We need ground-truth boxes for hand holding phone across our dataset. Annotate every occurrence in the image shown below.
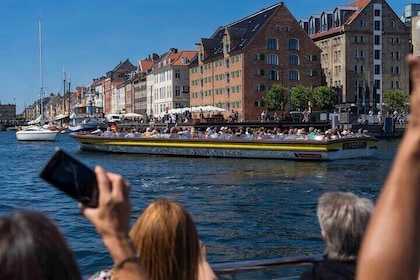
[39,148,99,207]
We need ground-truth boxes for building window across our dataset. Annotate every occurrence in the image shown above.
[175,85,180,97]
[354,50,359,58]
[375,79,381,89]
[288,70,299,80]
[375,50,381,59]
[374,21,381,30]
[396,81,400,88]
[267,38,278,50]
[396,66,400,74]
[354,65,358,73]
[288,55,299,65]
[267,70,279,80]
[375,65,381,74]
[288,38,299,50]
[175,69,180,79]
[391,66,394,74]
[360,65,364,74]
[390,81,394,88]
[360,19,365,26]
[266,54,278,65]
[391,20,395,28]
[374,9,380,16]
[374,35,380,45]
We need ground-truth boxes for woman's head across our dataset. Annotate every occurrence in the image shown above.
[130,198,201,280]
[0,210,81,280]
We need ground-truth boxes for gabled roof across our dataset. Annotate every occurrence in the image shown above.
[168,50,197,66]
[110,59,136,73]
[199,2,283,59]
[309,0,369,40]
[150,49,197,72]
[138,60,153,73]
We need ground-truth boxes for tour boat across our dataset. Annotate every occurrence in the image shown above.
[70,133,378,161]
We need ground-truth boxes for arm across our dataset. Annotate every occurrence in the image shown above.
[356,54,420,280]
[81,166,146,280]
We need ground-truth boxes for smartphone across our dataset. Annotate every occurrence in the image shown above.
[39,147,99,208]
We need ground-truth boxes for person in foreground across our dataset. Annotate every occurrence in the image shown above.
[129,198,217,280]
[82,166,146,280]
[0,166,146,280]
[356,55,420,279]
[0,210,82,280]
[300,192,374,280]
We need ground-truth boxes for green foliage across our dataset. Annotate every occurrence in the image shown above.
[313,86,338,112]
[290,85,312,111]
[383,89,409,111]
[265,84,289,111]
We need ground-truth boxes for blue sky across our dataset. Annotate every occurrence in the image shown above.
[0,0,406,113]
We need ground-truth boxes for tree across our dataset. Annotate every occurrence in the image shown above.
[290,85,312,111]
[383,89,409,111]
[313,86,337,112]
[265,84,289,117]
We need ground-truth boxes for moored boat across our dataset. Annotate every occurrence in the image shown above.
[67,117,108,133]
[16,125,59,141]
[70,133,378,161]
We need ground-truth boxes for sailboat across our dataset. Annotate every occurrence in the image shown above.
[16,20,59,141]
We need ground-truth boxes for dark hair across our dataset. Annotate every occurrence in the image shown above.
[0,210,82,280]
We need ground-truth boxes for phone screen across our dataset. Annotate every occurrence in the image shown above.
[39,148,99,207]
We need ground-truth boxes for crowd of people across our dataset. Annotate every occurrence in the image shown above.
[2,54,420,280]
[89,124,372,142]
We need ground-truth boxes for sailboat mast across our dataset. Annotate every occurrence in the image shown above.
[39,20,44,123]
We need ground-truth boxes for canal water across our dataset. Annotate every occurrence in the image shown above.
[0,131,398,277]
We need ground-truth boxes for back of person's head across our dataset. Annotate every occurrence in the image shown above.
[0,210,81,280]
[317,192,374,261]
[130,198,201,280]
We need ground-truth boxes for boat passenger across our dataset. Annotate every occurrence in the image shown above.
[242,127,252,139]
[218,127,229,139]
[125,128,137,138]
[300,192,374,280]
[308,127,317,140]
[169,126,180,139]
[178,127,192,139]
[129,198,217,280]
[102,127,113,137]
[91,126,103,135]
[143,127,153,138]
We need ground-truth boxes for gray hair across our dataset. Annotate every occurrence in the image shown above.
[317,192,374,261]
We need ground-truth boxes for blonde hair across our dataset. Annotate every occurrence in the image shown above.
[130,198,201,280]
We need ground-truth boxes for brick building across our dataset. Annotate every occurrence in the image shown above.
[302,0,410,113]
[189,2,322,121]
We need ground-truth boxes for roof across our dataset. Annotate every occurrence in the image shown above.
[309,0,370,40]
[199,2,283,59]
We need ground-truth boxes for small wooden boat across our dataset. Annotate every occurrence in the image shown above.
[70,133,378,161]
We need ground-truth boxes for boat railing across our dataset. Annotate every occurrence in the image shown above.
[212,255,323,279]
